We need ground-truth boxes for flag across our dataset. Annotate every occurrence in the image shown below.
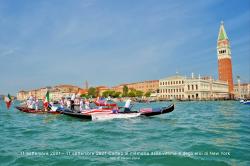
[43,91,50,108]
[4,94,12,110]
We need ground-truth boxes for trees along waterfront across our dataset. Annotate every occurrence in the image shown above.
[88,87,97,98]
[145,91,151,97]
[101,88,145,98]
[102,90,121,98]
[81,86,152,99]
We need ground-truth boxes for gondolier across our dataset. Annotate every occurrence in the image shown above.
[124,98,132,112]
[71,94,76,110]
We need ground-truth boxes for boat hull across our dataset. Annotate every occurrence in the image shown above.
[15,106,60,114]
[140,104,174,116]
[62,104,175,121]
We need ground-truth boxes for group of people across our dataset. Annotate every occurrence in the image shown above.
[59,94,90,111]
[25,96,39,110]
[25,94,133,113]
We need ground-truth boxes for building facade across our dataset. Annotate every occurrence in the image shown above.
[217,21,234,97]
[112,80,159,94]
[159,75,229,100]
[17,85,81,101]
[234,83,250,99]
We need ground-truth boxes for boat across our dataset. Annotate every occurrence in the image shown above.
[62,104,174,121]
[243,100,250,105]
[239,99,250,105]
[15,106,60,114]
[240,99,245,103]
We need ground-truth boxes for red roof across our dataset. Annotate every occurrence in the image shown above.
[78,89,88,95]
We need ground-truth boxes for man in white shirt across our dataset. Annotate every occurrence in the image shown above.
[70,94,76,110]
[124,99,132,112]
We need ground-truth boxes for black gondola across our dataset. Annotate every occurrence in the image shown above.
[62,104,175,120]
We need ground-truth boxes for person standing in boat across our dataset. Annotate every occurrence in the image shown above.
[27,96,32,109]
[35,99,39,110]
[85,99,90,109]
[66,98,71,109]
[32,99,36,109]
[70,94,76,110]
[124,98,132,112]
[60,97,65,108]
[43,96,48,111]
[80,99,84,112]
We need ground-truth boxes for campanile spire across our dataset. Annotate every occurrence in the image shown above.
[217,21,234,97]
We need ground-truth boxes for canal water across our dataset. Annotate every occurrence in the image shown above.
[0,100,249,166]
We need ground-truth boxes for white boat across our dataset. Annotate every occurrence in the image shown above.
[91,112,141,121]
[240,99,245,103]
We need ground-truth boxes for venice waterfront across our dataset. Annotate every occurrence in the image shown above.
[0,100,249,166]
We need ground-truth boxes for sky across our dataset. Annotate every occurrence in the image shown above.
[0,0,250,94]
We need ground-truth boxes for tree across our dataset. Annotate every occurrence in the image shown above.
[128,91,136,97]
[145,91,151,97]
[88,87,97,98]
[123,85,129,97]
[80,94,87,98]
[135,90,144,97]
[102,90,116,98]
[113,92,122,98]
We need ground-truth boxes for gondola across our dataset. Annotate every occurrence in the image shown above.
[62,104,175,121]
[15,106,60,114]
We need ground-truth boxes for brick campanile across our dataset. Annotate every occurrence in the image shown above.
[217,21,234,98]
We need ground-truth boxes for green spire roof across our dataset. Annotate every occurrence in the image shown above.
[218,21,228,40]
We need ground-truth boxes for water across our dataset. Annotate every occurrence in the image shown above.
[0,100,249,166]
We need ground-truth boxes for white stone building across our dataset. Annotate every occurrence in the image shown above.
[234,83,250,99]
[159,74,229,100]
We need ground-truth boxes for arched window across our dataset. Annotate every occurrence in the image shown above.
[188,85,190,90]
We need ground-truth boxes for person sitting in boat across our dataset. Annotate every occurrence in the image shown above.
[96,96,104,104]
[112,106,119,114]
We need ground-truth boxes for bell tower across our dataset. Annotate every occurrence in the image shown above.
[217,21,234,98]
